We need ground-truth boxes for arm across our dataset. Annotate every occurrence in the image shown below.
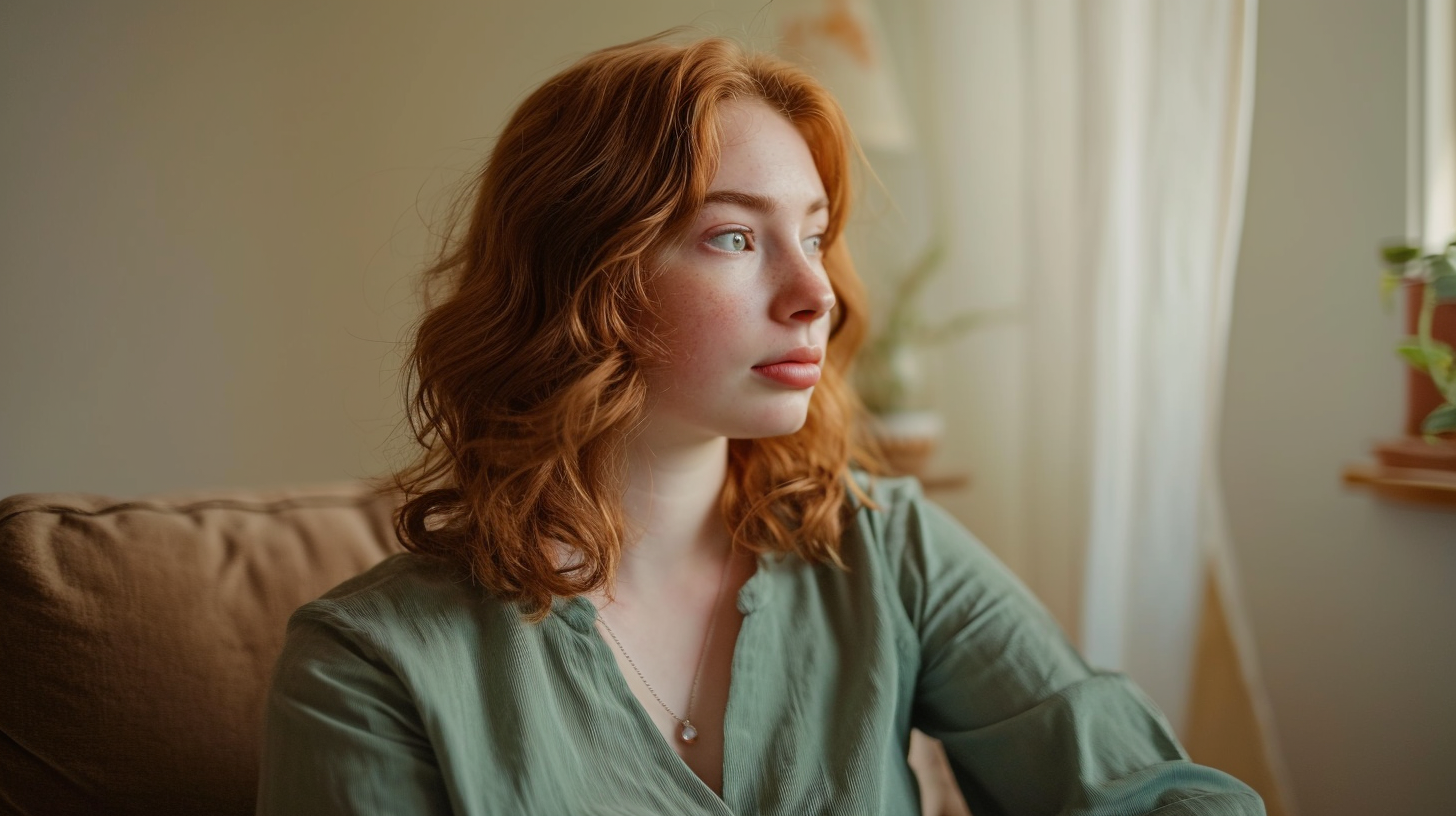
[256,607,453,816]
[896,489,1264,816]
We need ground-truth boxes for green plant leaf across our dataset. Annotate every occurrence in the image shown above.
[1397,338,1455,375]
[1420,402,1456,435]
[1381,243,1421,265]
[1435,350,1453,383]
[883,242,946,347]
[1397,343,1430,372]
[1437,358,1455,386]
[1430,256,1456,280]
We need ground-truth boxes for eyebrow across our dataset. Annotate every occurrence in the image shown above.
[702,189,829,217]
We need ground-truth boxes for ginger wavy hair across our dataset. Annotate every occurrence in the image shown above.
[392,33,888,619]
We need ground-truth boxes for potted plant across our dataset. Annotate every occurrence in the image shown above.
[855,243,1013,477]
[1368,240,1456,478]
[1379,241,1456,441]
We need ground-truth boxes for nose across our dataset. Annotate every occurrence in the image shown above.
[774,249,837,325]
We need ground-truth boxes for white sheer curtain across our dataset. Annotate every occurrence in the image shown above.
[901,0,1260,736]
[1071,0,1258,735]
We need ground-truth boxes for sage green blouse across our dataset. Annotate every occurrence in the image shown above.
[256,474,1264,815]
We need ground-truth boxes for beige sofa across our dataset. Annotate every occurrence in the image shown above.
[0,483,401,815]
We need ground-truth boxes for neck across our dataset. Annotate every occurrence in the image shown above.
[616,430,731,592]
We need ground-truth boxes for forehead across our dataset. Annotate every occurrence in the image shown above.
[708,99,827,203]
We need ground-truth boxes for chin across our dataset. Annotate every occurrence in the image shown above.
[729,399,812,439]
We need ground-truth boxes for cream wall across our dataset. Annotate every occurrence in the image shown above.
[0,1,779,497]
[1221,2,1456,814]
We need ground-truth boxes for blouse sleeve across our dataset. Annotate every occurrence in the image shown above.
[255,606,453,816]
[892,485,1266,816]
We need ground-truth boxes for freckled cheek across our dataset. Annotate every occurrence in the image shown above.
[662,300,751,385]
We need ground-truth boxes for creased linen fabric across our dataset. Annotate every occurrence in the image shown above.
[257,474,1263,815]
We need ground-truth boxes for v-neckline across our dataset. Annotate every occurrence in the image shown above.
[563,552,775,814]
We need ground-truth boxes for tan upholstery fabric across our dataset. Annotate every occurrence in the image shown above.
[0,483,403,816]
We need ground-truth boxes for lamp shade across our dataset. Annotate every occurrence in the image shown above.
[778,0,916,153]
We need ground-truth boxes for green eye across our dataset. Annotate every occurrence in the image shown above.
[708,231,749,252]
[802,235,823,255]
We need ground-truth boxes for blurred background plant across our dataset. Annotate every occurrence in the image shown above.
[853,242,1015,417]
[1379,239,1456,437]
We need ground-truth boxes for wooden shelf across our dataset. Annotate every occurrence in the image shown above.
[920,473,971,493]
[1342,462,1456,510]
[1371,436,1456,469]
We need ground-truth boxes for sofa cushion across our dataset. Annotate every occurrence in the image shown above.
[0,483,403,816]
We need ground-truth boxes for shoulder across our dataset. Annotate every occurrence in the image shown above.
[286,552,520,656]
[301,552,470,617]
[844,468,930,537]
[842,468,977,574]
[841,468,1037,636]
[838,470,942,614]
[318,550,471,604]
[845,466,923,509]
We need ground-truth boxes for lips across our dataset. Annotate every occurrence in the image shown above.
[752,346,823,389]
[755,346,824,366]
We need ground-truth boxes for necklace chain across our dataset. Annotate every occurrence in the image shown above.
[595,544,737,745]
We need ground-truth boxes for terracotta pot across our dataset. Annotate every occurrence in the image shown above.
[1403,282,1456,439]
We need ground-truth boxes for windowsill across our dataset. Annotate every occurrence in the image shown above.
[1343,455,1456,510]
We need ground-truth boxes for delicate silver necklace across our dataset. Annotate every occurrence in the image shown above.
[595,545,736,745]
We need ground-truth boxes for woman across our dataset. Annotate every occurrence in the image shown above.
[257,34,1264,816]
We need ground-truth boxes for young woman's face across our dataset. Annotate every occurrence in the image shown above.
[641,99,837,445]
